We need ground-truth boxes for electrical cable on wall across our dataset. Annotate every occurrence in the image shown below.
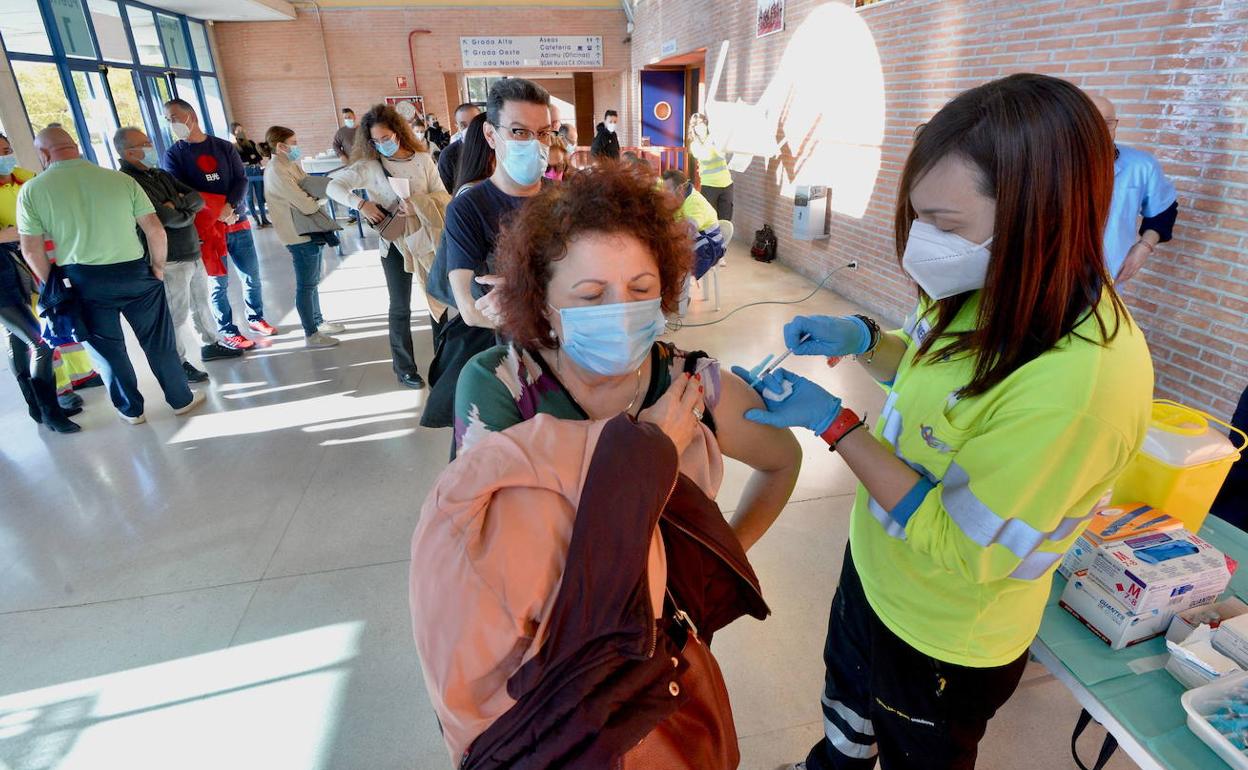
[672,261,859,329]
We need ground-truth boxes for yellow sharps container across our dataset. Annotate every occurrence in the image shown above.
[1111,400,1245,532]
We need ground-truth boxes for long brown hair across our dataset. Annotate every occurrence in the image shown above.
[350,104,428,163]
[895,73,1125,398]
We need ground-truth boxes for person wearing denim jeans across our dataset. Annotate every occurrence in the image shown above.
[212,227,267,339]
[164,99,278,349]
[262,126,342,349]
[288,240,326,335]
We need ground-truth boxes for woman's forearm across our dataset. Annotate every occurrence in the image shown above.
[837,427,920,511]
[730,464,800,552]
[859,332,906,384]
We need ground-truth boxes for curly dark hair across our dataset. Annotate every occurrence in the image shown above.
[494,163,692,348]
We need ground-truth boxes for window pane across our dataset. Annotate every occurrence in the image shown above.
[128,7,162,66]
[12,61,78,140]
[172,78,206,131]
[466,78,485,103]
[144,74,174,147]
[0,0,54,55]
[157,14,190,69]
[88,0,132,62]
[72,70,121,168]
[48,0,96,58]
[188,21,213,72]
[200,77,229,140]
[106,67,144,131]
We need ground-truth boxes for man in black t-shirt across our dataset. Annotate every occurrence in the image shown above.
[422,78,553,431]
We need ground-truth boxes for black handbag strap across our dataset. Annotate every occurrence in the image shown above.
[1070,709,1119,770]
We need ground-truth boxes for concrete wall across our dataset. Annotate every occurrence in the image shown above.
[214,5,628,155]
[629,0,1248,419]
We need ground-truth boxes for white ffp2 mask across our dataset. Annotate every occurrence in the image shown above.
[901,220,993,300]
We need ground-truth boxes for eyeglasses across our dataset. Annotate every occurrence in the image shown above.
[497,125,558,144]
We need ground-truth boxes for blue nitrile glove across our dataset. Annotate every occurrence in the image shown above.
[784,315,871,358]
[731,365,843,435]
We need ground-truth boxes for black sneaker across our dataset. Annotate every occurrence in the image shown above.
[201,342,245,361]
[58,391,84,411]
[398,371,426,390]
[182,361,210,382]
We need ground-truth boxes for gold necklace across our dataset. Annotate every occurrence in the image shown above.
[556,348,645,417]
[623,365,645,416]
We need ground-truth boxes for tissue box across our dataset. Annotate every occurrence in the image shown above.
[1058,503,1183,579]
[1088,530,1232,614]
[1059,570,1171,650]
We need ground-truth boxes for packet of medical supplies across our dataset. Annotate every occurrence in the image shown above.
[1088,530,1234,615]
[1059,571,1171,650]
[1211,615,1248,672]
[1057,502,1183,579]
[1167,598,1248,645]
[1166,623,1244,689]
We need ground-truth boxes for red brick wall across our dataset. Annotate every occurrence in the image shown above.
[214,7,628,155]
[630,0,1248,420]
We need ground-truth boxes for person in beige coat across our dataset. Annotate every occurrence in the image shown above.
[262,126,345,349]
[327,104,449,389]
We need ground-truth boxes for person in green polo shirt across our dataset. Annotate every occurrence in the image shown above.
[742,75,1154,770]
[17,126,205,424]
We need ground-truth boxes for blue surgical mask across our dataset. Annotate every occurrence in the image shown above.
[500,138,549,186]
[344,118,356,128]
[141,146,160,168]
[286,145,303,162]
[557,298,666,376]
[0,155,17,175]
[376,138,400,157]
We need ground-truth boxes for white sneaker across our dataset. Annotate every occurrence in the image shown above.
[118,411,146,425]
[305,331,340,349]
[173,390,207,416]
[318,321,346,334]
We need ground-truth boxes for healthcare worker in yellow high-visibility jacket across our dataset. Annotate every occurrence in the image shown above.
[738,74,1155,770]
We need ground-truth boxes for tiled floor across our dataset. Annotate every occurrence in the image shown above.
[0,229,1137,769]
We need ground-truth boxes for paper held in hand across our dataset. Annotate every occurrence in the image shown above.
[388,176,411,200]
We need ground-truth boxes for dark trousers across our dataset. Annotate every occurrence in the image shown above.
[805,546,1028,770]
[380,245,418,377]
[701,184,734,221]
[246,173,270,225]
[1,302,55,391]
[64,259,192,417]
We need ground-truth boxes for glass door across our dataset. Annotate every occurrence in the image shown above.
[137,70,173,150]
[69,68,121,168]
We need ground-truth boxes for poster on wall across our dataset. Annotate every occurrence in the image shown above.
[757,0,785,38]
[385,96,425,119]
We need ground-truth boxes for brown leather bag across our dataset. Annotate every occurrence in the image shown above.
[619,621,740,769]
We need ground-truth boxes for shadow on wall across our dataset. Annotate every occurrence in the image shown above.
[705,3,885,218]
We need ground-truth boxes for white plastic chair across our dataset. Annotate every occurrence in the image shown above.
[700,220,733,311]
